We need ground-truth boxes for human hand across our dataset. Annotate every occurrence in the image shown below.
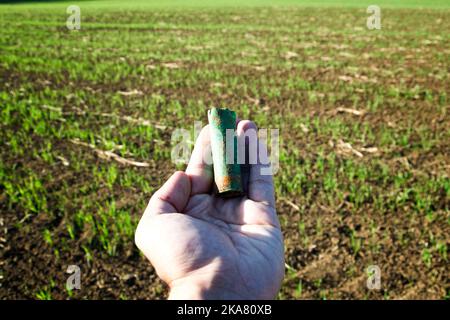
[135,120,284,299]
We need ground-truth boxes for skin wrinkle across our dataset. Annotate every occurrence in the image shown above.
[153,174,190,212]
[184,196,233,230]
[243,201,278,226]
[168,244,246,299]
[161,215,237,284]
[187,164,213,193]
[184,194,209,214]
[234,238,278,299]
[209,196,277,227]
[228,236,261,298]
[169,260,238,292]
[240,233,281,271]
[248,179,275,199]
[186,198,279,230]
[258,236,284,265]
[249,177,274,189]
[155,194,177,211]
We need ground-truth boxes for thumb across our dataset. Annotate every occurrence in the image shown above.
[144,171,191,215]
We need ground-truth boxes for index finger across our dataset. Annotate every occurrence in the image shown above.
[185,125,213,195]
[237,120,275,208]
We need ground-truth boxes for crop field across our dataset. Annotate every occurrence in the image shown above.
[0,0,449,299]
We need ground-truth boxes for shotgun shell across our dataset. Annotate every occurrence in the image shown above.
[208,107,243,197]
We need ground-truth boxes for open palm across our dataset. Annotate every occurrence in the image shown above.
[135,120,284,299]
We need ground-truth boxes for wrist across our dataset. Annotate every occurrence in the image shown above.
[168,283,207,300]
[168,277,247,300]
